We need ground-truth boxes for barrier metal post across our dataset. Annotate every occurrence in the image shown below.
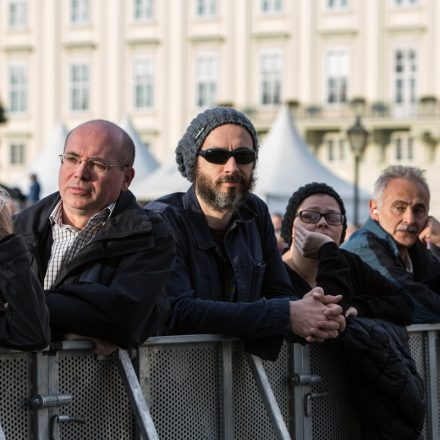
[427,330,439,440]
[221,340,234,439]
[246,353,291,440]
[117,349,159,440]
[292,343,313,440]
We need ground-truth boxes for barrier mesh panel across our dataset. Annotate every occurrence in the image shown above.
[141,343,221,439]
[0,353,32,440]
[57,351,133,440]
[232,344,289,439]
[309,343,361,440]
[408,332,427,438]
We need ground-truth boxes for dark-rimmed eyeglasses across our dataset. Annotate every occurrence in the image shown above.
[59,154,128,176]
[296,210,345,226]
[197,148,256,165]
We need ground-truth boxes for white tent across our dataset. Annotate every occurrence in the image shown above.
[20,122,68,198]
[130,161,190,202]
[254,105,370,224]
[119,116,159,186]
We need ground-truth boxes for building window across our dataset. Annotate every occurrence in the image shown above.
[394,135,414,162]
[394,0,417,6]
[9,63,27,113]
[133,57,154,109]
[395,138,402,160]
[10,143,26,165]
[195,55,218,108]
[325,49,349,104]
[260,51,282,106]
[326,0,348,10]
[326,137,346,162]
[8,0,27,28]
[261,0,282,14]
[196,0,216,17]
[134,0,153,21]
[70,0,89,24]
[327,139,334,161]
[394,49,416,105]
[70,63,90,112]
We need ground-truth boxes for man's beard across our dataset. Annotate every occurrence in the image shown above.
[196,169,255,213]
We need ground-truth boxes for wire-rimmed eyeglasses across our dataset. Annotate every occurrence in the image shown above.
[59,153,128,175]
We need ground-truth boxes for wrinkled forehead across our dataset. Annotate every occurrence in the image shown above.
[382,178,430,205]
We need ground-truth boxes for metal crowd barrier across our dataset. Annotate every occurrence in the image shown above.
[0,325,438,439]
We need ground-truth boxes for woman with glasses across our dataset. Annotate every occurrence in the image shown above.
[280,182,413,325]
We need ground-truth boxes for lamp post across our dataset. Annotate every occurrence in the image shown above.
[347,115,368,227]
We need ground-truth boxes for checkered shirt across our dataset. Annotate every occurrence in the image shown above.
[43,200,115,289]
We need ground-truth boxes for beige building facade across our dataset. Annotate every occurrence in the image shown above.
[1,0,440,214]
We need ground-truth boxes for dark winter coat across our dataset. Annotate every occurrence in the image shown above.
[14,191,175,348]
[338,317,425,440]
[0,234,50,350]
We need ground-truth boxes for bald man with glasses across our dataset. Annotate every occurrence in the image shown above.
[13,120,175,355]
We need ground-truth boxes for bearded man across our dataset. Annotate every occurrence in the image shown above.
[147,107,345,360]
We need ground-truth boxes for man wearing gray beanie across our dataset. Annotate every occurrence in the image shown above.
[147,107,345,360]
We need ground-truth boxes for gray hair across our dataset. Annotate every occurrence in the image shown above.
[373,165,430,205]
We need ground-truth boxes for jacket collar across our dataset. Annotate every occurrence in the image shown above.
[182,185,257,250]
[362,217,404,260]
[18,190,146,241]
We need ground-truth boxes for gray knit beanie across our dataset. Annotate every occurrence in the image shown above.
[176,107,259,182]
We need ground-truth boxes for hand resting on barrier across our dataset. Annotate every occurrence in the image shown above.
[289,287,346,343]
[65,332,118,356]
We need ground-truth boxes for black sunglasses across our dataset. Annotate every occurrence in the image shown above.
[198,148,256,165]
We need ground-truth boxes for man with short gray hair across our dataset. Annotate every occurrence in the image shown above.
[342,165,440,322]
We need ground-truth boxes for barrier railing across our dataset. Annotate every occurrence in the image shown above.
[0,325,438,439]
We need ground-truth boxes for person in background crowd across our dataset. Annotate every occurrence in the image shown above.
[147,107,345,361]
[271,211,286,252]
[13,120,175,355]
[28,173,41,205]
[280,182,413,325]
[342,165,440,323]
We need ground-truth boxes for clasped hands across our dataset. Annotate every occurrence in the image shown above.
[290,287,346,343]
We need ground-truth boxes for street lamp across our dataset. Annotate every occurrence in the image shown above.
[347,115,368,227]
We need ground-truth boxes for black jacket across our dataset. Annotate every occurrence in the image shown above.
[147,187,294,360]
[285,242,413,326]
[0,234,50,350]
[14,191,176,348]
[338,317,425,440]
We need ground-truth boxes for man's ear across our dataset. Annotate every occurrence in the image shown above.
[369,199,379,221]
[122,167,135,192]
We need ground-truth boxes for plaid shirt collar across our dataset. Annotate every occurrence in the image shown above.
[49,200,116,230]
[43,200,116,290]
